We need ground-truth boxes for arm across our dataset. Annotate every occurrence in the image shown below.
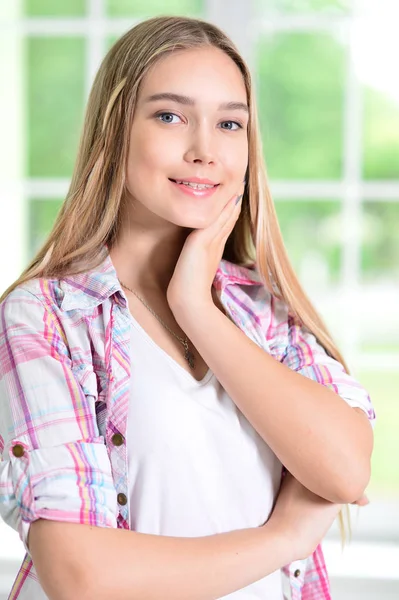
[29,519,290,600]
[174,301,374,504]
[29,472,341,600]
[0,286,118,554]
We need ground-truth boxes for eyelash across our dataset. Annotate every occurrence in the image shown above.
[155,111,244,131]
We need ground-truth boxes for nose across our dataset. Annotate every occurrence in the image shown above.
[183,127,216,165]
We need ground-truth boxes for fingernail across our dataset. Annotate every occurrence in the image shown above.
[235,194,243,205]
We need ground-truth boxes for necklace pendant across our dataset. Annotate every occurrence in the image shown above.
[184,347,196,370]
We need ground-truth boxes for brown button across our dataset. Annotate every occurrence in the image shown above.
[12,445,24,458]
[294,569,301,578]
[117,493,127,506]
[111,433,124,447]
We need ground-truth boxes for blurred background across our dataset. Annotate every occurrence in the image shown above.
[0,0,398,598]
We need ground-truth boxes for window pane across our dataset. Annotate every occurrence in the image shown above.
[256,33,345,179]
[358,370,399,498]
[361,202,399,283]
[363,87,399,179]
[106,0,203,17]
[29,199,63,256]
[27,37,85,177]
[275,200,342,286]
[107,35,119,50]
[256,0,352,13]
[24,0,86,17]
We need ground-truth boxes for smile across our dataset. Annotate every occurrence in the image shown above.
[173,180,216,189]
[169,179,220,198]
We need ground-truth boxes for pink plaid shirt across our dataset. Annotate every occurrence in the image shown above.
[0,251,375,599]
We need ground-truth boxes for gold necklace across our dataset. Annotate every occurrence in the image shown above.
[119,280,196,370]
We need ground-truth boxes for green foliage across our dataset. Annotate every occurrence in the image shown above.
[358,370,399,496]
[24,0,86,16]
[29,199,63,256]
[275,200,342,281]
[363,87,399,179]
[257,32,345,179]
[255,0,352,12]
[27,37,85,177]
[106,0,203,17]
[361,203,399,280]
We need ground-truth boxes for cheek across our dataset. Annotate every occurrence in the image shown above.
[128,131,174,179]
[220,137,248,173]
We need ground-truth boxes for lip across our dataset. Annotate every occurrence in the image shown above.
[169,179,220,199]
[169,177,219,185]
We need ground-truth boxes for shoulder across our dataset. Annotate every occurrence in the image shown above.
[0,278,66,329]
[0,281,74,376]
[219,260,294,356]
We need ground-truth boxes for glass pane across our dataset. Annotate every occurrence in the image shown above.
[24,0,86,16]
[255,0,352,13]
[29,199,63,257]
[27,37,85,177]
[361,202,399,283]
[107,0,203,17]
[358,370,399,498]
[275,200,342,286]
[363,87,399,179]
[257,33,345,179]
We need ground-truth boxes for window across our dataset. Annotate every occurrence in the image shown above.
[1,1,398,598]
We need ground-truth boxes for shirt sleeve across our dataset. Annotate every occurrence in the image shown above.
[0,286,118,555]
[280,312,376,427]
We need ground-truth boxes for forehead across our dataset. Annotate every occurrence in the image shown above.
[138,46,247,103]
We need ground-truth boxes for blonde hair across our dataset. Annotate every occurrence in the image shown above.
[1,15,350,540]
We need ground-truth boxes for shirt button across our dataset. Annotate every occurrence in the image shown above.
[12,445,25,458]
[117,493,127,506]
[294,569,301,578]
[111,433,124,446]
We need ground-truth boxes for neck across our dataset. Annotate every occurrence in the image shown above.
[109,219,191,295]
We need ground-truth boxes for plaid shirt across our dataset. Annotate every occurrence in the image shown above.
[0,251,375,599]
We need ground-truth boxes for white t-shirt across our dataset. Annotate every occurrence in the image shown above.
[127,314,284,599]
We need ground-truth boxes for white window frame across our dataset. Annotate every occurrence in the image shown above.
[1,3,399,588]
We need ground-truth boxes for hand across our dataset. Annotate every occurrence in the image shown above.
[265,472,342,561]
[167,183,245,319]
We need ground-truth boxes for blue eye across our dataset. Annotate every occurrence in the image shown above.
[220,121,243,131]
[156,112,181,124]
[155,112,243,130]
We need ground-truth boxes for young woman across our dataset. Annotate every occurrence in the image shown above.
[0,15,375,600]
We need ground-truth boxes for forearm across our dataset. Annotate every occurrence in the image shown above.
[79,523,291,600]
[178,305,372,503]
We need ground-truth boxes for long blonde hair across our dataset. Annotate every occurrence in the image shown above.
[1,15,350,539]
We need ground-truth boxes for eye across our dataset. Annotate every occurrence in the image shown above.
[156,112,181,124]
[219,121,243,131]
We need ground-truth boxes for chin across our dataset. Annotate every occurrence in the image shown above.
[177,215,214,230]
[166,208,215,230]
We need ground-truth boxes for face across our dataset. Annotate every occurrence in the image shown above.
[124,45,249,230]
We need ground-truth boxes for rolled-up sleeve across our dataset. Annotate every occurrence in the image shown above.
[281,314,376,427]
[0,286,118,555]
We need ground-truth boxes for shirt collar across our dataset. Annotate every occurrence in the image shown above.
[60,248,262,312]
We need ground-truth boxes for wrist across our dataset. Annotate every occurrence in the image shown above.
[169,295,217,328]
[260,520,299,566]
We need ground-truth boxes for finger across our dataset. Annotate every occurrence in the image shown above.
[216,196,243,244]
[352,494,370,506]
[202,184,244,240]
[217,183,245,228]
[219,192,243,240]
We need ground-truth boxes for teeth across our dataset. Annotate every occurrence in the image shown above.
[175,180,215,189]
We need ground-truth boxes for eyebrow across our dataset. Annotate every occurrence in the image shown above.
[144,92,249,114]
